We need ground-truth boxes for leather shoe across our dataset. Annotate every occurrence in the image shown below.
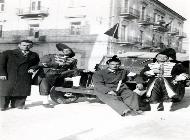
[130,110,143,116]
[17,106,28,109]
[1,108,7,111]
[43,104,54,108]
[157,103,164,111]
[121,109,131,116]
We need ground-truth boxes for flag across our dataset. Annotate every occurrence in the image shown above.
[164,20,172,28]
[104,23,119,39]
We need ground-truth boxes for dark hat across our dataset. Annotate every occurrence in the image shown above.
[106,55,121,64]
[56,43,75,57]
[158,48,176,60]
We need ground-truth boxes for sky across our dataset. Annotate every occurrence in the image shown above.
[159,0,190,51]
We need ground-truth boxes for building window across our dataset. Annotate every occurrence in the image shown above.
[70,22,81,35]
[140,30,143,44]
[29,24,39,38]
[124,0,128,8]
[31,1,41,11]
[31,2,36,10]
[169,18,173,31]
[0,25,2,37]
[37,1,41,10]
[178,22,182,33]
[157,15,161,21]
[153,13,157,22]
[152,34,155,46]
[68,0,85,8]
[0,3,4,11]
[141,6,146,20]
[0,0,4,12]
[121,25,126,41]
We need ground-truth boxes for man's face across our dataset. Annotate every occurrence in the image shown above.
[62,48,72,56]
[156,54,168,62]
[18,42,33,51]
[108,61,121,71]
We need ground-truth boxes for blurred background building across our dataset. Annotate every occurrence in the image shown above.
[0,0,188,70]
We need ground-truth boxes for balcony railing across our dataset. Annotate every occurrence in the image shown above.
[65,7,86,18]
[139,15,154,26]
[168,28,179,36]
[153,20,169,32]
[117,36,141,45]
[176,32,187,39]
[16,7,49,19]
[120,7,140,19]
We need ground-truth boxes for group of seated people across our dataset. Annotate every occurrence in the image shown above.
[37,43,189,116]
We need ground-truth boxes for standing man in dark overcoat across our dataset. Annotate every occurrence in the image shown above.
[0,40,40,111]
[93,55,143,116]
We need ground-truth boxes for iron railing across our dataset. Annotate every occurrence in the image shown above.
[16,7,49,16]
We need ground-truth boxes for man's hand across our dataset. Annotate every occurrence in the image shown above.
[107,91,117,96]
[0,76,7,80]
[136,83,144,90]
[175,73,189,81]
[144,70,155,76]
[28,69,35,73]
[42,63,48,67]
[134,83,146,96]
[82,69,90,73]
[153,69,160,74]
[55,60,64,66]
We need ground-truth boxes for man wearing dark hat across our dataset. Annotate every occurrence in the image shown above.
[39,43,81,108]
[0,40,39,111]
[93,55,143,116]
[140,49,188,111]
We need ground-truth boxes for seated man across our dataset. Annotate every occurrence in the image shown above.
[92,55,143,116]
[39,43,81,108]
[140,49,189,111]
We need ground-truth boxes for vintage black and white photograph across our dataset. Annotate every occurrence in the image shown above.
[0,0,190,140]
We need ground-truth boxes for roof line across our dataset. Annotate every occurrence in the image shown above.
[152,0,186,21]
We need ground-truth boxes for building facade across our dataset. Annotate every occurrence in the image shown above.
[0,0,187,70]
[112,0,186,53]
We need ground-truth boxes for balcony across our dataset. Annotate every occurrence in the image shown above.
[153,20,169,32]
[168,28,179,36]
[119,7,140,20]
[16,7,49,19]
[153,25,169,32]
[138,15,154,26]
[65,7,86,18]
[176,32,187,39]
[116,36,141,45]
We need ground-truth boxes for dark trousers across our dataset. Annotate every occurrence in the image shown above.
[95,89,139,115]
[0,96,27,109]
[39,69,80,95]
[150,78,169,103]
[39,78,53,95]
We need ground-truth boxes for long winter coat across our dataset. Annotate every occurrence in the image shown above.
[0,49,39,96]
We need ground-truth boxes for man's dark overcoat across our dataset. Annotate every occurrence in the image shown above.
[0,49,39,96]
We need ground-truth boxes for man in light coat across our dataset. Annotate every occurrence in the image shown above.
[93,55,143,116]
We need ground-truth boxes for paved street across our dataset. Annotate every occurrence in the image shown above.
[0,86,190,140]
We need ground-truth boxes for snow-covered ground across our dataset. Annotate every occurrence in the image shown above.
[0,86,190,140]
